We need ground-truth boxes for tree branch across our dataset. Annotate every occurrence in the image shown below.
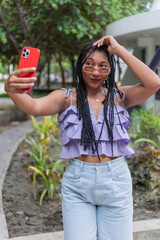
[0,10,20,54]
[14,0,31,45]
[32,20,54,47]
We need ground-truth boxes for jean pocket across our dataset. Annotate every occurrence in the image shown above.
[63,164,81,181]
[113,161,132,182]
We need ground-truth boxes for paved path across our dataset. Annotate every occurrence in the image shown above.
[0,97,14,106]
[0,83,5,94]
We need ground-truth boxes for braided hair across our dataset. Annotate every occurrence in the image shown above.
[75,40,124,160]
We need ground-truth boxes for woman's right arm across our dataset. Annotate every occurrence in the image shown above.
[5,68,65,116]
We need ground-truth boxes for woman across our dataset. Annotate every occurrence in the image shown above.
[5,36,160,240]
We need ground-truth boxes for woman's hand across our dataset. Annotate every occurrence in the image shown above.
[93,36,122,55]
[5,67,37,94]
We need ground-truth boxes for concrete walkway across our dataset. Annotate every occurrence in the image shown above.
[0,83,5,94]
[0,97,14,106]
[0,98,160,240]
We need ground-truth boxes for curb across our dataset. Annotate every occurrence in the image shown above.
[0,120,33,240]
[0,107,28,126]
[133,219,160,239]
[0,120,160,240]
[9,231,64,240]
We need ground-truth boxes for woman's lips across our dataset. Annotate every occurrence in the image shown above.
[91,79,101,83]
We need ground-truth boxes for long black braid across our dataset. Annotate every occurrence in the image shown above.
[75,40,124,160]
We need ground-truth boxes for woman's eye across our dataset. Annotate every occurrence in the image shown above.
[86,62,93,66]
[100,65,108,68]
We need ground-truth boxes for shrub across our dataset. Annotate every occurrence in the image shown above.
[137,108,160,143]
[128,107,160,199]
[128,144,160,200]
[129,106,141,140]
[26,115,65,205]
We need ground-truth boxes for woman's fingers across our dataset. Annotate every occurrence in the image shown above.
[12,67,36,77]
[93,38,104,47]
[8,76,36,88]
[5,81,35,93]
[5,67,37,93]
[93,36,121,54]
[93,36,109,47]
[12,76,37,84]
[10,82,35,88]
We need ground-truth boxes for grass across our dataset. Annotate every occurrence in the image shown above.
[0,80,6,83]
[0,93,9,98]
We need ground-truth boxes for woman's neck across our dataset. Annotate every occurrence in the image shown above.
[87,87,104,98]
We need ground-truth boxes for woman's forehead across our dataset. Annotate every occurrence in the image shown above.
[85,50,109,63]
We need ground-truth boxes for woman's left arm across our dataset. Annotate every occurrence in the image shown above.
[94,36,160,108]
[116,45,160,108]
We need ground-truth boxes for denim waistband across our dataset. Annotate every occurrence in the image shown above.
[69,156,126,172]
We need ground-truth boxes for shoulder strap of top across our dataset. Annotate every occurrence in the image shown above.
[114,88,125,106]
[61,88,72,106]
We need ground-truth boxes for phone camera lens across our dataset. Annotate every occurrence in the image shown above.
[22,48,30,58]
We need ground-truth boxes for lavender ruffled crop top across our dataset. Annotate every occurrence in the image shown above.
[58,88,135,159]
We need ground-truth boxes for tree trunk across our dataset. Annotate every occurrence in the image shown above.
[57,53,65,88]
[36,57,48,87]
[47,57,51,89]
[71,58,76,87]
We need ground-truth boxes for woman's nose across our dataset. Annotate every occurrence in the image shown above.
[92,67,100,75]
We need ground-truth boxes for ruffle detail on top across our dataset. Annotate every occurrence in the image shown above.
[58,105,135,159]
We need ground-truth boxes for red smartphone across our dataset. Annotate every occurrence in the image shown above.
[18,46,40,91]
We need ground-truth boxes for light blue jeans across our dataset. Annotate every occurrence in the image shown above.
[61,156,133,240]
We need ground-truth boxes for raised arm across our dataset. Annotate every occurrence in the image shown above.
[93,36,160,108]
[5,68,65,116]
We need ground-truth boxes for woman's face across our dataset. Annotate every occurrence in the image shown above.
[82,50,110,90]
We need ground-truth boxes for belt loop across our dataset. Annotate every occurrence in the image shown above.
[107,161,111,172]
[80,161,84,172]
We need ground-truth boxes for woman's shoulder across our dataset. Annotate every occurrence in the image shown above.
[58,88,76,112]
[71,88,76,95]
[115,87,126,109]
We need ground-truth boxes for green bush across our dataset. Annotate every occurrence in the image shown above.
[128,106,141,140]
[137,108,160,143]
[26,116,65,206]
[128,145,160,200]
[0,93,9,98]
[128,107,160,199]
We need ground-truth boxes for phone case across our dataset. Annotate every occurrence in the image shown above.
[18,46,40,91]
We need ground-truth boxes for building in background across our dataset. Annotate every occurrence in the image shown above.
[106,0,160,111]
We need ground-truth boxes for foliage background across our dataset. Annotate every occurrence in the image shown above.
[0,0,153,86]
[0,0,152,85]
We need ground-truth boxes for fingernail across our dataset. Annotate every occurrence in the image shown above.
[33,77,37,81]
[32,67,36,71]
[30,83,34,86]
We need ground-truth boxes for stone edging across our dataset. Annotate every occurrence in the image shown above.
[0,120,160,240]
[0,121,32,240]
[9,231,64,240]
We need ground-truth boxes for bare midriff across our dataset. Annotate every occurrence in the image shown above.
[77,154,121,163]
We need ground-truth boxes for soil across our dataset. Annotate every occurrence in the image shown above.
[0,121,20,134]
[2,132,160,238]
